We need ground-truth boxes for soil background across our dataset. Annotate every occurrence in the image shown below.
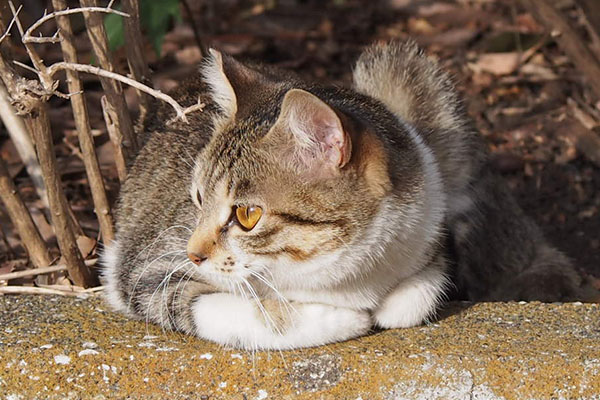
[1,0,598,286]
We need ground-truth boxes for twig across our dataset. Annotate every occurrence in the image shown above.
[52,0,114,243]
[47,62,195,123]
[79,0,138,161]
[22,7,129,44]
[0,265,66,282]
[121,0,152,125]
[21,103,97,287]
[101,95,128,182]
[0,10,95,287]
[0,258,97,282]
[0,157,52,270]
[8,1,85,239]
[36,283,104,292]
[0,285,101,296]
[0,82,49,209]
[8,2,54,94]
[573,0,600,61]
[0,210,16,258]
[180,0,208,57]
[521,0,600,99]
[0,3,22,44]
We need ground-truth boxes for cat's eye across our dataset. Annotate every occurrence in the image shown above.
[235,206,262,230]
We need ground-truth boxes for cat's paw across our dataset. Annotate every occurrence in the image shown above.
[288,302,371,348]
[374,263,447,329]
[192,293,371,349]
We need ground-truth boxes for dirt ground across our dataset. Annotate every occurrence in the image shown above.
[0,0,598,284]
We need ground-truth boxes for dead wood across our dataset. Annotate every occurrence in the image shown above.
[574,0,600,59]
[522,0,600,100]
[121,0,151,124]
[0,258,97,282]
[51,0,114,243]
[101,95,128,182]
[0,157,51,270]
[22,104,97,288]
[79,0,138,163]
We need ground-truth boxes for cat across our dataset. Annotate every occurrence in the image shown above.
[101,41,590,350]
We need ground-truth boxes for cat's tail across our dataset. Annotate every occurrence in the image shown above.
[353,41,598,302]
[353,40,468,136]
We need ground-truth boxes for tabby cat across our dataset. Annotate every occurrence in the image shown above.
[102,41,588,350]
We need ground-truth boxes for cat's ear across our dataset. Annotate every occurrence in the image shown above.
[202,49,266,119]
[268,89,352,177]
[202,49,238,118]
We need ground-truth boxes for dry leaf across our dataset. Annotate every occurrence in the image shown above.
[76,235,97,259]
[468,52,520,76]
[175,47,203,65]
[408,18,436,35]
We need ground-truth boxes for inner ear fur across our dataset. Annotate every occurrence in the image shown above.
[201,49,274,120]
[265,89,352,178]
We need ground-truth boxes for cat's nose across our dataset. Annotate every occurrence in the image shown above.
[188,252,207,265]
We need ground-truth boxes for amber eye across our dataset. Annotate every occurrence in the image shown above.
[235,206,262,230]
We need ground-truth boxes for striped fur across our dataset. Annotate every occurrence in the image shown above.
[101,41,590,350]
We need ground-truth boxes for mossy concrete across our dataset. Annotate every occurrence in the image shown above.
[0,295,599,399]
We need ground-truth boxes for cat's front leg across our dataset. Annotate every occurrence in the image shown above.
[374,254,448,328]
[192,293,371,350]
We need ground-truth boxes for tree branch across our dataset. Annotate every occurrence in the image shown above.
[52,0,114,243]
[0,157,52,270]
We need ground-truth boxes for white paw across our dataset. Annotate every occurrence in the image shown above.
[374,267,447,329]
[193,293,264,348]
[192,293,371,350]
[288,303,371,348]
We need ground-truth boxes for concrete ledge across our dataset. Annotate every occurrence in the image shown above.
[0,295,598,399]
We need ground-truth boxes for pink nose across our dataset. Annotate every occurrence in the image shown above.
[188,252,207,265]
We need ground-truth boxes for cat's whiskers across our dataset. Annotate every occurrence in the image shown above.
[173,262,200,314]
[242,278,282,336]
[177,153,195,170]
[145,256,190,335]
[245,273,292,369]
[183,148,203,173]
[133,224,193,267]
[126,223,193,309]
[144,253,181,335]
[260,267,300,318]
[234,282,259,373]
[128,249,187,312]
[160,260,196,330]
[248,270,298,325]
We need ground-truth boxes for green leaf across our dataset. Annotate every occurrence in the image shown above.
[104,11,125,51]
[140,0,181,56]
[103,0,182,57]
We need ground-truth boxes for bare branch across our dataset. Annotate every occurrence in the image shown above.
[0,83,49,209]
[0,4,23,44]
[101,95,128,182]
[0,285,102,296]
[52,0,115,243]
[8,1,54,92]
[0,157,52,270]
[22,7,129,44]
[24,30,61,44]
[47,61,202,123]
[0,259,97,282]
[79,0,138,158]
[121,0,152,125]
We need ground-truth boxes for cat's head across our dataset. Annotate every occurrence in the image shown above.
[185,49,425,291]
